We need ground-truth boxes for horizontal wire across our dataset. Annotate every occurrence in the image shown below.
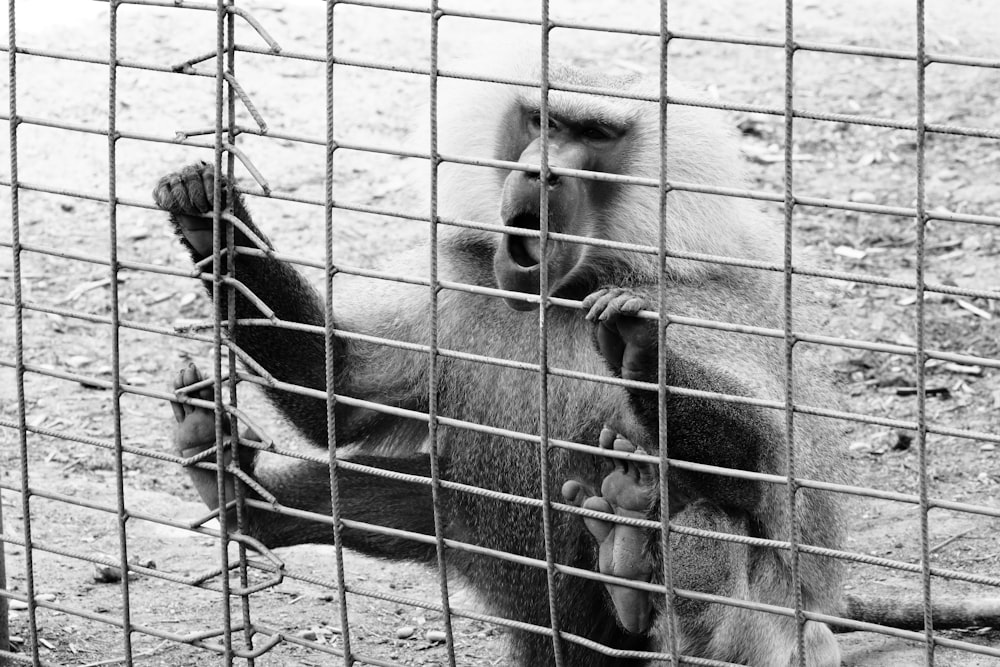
[4,312,999,453]
[4,408,999,577]
[3,112,1000,232]
[324,0,1000,70]
[17,470,992,660]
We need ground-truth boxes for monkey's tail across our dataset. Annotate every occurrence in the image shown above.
[835,595,1000,633]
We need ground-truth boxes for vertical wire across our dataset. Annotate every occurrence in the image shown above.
[223,1,256,661]
[781,3,806,664]
[536,3,564,665]
[5,0,40,663]
[0,510,4,666]
[324,3,355,665]
[212,0,234,663]
[914,1,934,664]
[426,4,457,664]
[0,478,5,664]
[655,2,679,664]
[0,0,11,663]
[106,1,134,664]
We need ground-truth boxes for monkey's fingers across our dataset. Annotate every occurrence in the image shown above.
[600,292,646,321]
[582,288,612,320]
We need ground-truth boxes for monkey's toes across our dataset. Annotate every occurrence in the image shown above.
[561,480,589,507]
[171,363,221,455]
[580,495,615,543]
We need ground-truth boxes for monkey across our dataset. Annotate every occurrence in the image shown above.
[155,62,849,665]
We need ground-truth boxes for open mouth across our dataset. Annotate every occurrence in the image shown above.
[505,212,542,268]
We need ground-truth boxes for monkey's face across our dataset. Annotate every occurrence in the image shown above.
[494,108,628,311]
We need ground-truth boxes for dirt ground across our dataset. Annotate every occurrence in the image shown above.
[1,0,999,665]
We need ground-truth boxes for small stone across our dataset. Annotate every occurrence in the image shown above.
[961,236,981,251]
[892,430,914,451]
[130,557,156,569]
[981,443,995,452]
[35,593,56,602]
[848,441,871,453]
[850,190,877,204]
[396,626,415,639]
[426,630,447,643]
[92,563,122,583]
[8,600,28,611]
[297,629,318,641]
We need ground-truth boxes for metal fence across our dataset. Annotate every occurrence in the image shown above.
[2,1,1000,665]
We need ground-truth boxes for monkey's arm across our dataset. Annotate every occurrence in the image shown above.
[584,288,780,513]
[154,163,426,446]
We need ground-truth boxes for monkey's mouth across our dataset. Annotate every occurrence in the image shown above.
[505,212,543,268]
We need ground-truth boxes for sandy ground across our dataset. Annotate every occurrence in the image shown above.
[1,0,1000,665]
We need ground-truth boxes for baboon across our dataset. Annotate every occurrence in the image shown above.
[156,63,846,665]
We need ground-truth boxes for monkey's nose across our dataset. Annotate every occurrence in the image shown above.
[545,170,560,186]
[526,168,560,187]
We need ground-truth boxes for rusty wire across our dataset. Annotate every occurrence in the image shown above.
[2,1,1000,665]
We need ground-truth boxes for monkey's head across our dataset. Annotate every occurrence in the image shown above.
[492,85,641,310]
[436,62,778,311]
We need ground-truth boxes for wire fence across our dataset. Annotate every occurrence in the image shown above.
[2,1,1000,665]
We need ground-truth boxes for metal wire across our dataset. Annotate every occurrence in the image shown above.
[4,0,41,663]
[323,3,357,666]
[656,3,680,664]
[914,2,935,664]
[211,0,235,662]
[781,2,806,664]
[2,2,1000,665]
[105,1,135,663]
[425,2,458,664]
[536,4,566,665]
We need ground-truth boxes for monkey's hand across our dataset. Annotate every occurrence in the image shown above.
[562,426,657,634]
[153,162,270,259]
[171,363,259,517]
[582,288,657,383]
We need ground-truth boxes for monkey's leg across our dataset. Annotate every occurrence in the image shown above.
[562,427,656,634]
[172,363,439,559]
[584,289,841,665]
[665,504,840,667]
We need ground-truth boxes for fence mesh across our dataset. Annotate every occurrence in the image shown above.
[2,1,1000,666]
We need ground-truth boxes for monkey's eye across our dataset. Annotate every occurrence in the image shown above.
[529,112,559,131]
[581,125,613,141]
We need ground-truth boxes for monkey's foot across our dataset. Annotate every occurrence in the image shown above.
[582,288,657,382]
[562,426,657,634]
[171,363,239,513]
